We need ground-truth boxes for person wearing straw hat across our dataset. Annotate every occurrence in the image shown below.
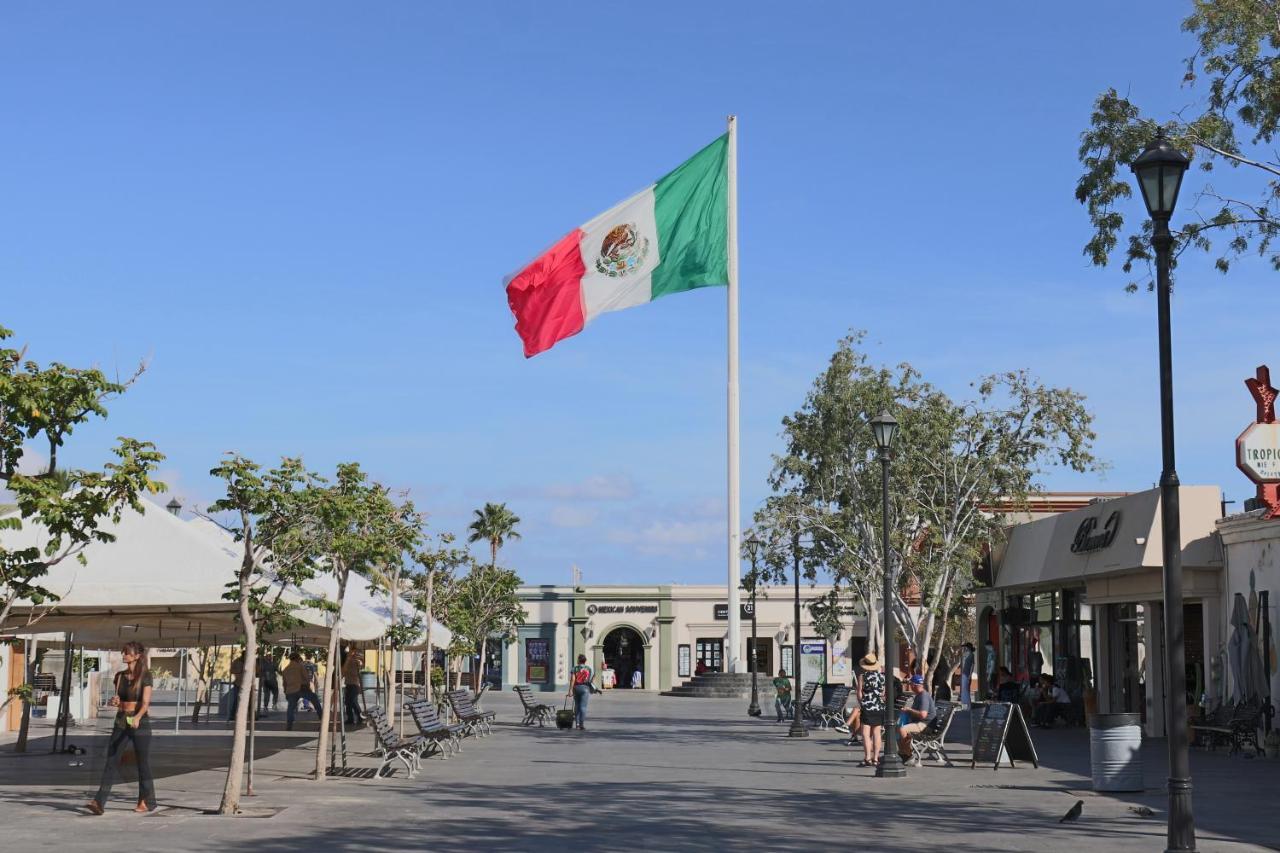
[856,652,886,767]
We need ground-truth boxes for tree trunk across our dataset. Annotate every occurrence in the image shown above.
[388,568,399,729]
[314,565,348,781]
[475,636,487,699]
[190,647,212,726]
[928,570,961,686]
[14,643,34,753]
[218,572,257,814]
[423,571,434,703]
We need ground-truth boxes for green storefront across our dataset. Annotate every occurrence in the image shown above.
[505,586,676,693]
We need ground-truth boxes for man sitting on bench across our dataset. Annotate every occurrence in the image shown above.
[897,675,937,761]
[1032,674,1071,727]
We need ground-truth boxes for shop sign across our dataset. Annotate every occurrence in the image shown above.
[1237,422,1280,482]
[586,603,657,615]
[1069,511,1121,554]
[713,603,755,620]
[1236,365,1280,518]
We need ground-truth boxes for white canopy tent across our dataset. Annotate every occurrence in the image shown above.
[184,516,452,650]
[0,503,383,647]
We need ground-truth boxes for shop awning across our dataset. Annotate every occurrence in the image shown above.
[992,486,1224,591]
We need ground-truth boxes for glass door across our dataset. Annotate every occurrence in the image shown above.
[747,638,772,674]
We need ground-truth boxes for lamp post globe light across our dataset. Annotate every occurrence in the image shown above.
[870,410,906,779]
[1131,130,1196,853]
[787,531,810,738]
[744,530,763,718]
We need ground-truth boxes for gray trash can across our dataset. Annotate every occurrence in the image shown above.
[1090,713,1143,791]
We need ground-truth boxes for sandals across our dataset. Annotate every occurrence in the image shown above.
[85,801,104,816]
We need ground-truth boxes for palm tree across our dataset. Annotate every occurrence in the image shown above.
[467,502,521,568]
[466,502,520,695]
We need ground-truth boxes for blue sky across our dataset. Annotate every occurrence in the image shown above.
[3,3,1274,585]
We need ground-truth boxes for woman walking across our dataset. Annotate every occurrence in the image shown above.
[857,652,886,768]
[567,654,593,731]
[85,642,157,814]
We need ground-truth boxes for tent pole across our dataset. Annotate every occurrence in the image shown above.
[78,644,86,725]
[53,634,74,753]
[175,649,184,734]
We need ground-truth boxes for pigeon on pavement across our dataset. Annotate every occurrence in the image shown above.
[1060,800,1084,823]
[1129,805,1155,817]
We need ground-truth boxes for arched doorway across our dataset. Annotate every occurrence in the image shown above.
[602,626,645,689]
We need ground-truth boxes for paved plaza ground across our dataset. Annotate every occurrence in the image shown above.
[0,690,1276,852]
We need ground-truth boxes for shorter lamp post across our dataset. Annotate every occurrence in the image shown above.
[787,531,810,738]
[871,410,906,779]
[744,530,763,717]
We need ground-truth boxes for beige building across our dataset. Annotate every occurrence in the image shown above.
[500,584,874,693]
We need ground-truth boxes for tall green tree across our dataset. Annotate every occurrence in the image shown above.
[764,334,1098,676]
[0,325,163,752]
[467,502,521,567]
[0,324,164,634]
[451,561,524,697]
[1077,0,1280,290]
[364,496,426,730]
[408,532,469,700]
[205,454,322,813]
[309,464,418,780]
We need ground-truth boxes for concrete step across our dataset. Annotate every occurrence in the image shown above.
[659,671,767,698]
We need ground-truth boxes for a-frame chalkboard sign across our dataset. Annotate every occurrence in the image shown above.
[970,702,1039,770]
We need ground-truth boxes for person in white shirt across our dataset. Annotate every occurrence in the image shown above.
[1032,674,1072,727]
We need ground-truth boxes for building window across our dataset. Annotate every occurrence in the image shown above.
[678,644,691,678]
[695,639,723,673]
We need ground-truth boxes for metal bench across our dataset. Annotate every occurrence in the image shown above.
[794,681,820,721]
[514,685,555,727]
[816,686,851,730]
[1222,700,1263,756]
[404,699,466,759]
[446,689,496,737]
[908,700,958,767]
[365,706,423,779]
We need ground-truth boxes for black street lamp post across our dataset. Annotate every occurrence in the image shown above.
[871,410,906,779]
[744,531,763,717]
[1131,130,1195,852]
[787,531,808,738]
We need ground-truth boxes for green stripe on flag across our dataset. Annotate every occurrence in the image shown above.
[651,133,729,300]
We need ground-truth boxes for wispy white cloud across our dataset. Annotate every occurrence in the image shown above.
[549,505,598,528]
[608,518,722,556]
[543,473,637,502]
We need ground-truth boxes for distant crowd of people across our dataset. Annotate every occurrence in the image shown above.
[224,642,368,729]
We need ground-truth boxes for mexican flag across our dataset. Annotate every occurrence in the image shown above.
[505,134,729,357]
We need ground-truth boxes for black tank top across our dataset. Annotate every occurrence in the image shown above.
[116,670,152,703]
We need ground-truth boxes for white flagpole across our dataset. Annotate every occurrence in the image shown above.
[726,114,742,674]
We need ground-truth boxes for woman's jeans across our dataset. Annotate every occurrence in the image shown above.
[286,689,322,726]
[572,684,590,727]
[344,684,363,724]
[775,696,792,721]
[95,714,156,808]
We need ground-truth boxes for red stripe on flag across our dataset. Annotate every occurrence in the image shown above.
[505,229,587,358]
